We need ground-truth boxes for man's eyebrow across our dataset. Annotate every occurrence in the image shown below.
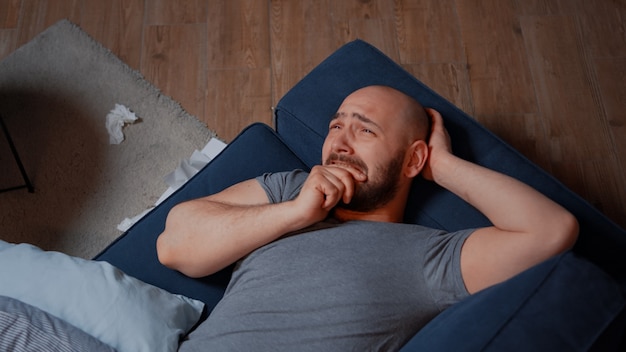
[331,112,383,131]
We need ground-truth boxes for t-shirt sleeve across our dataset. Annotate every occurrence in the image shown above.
[422,228,475,311]
[255,170,309,204]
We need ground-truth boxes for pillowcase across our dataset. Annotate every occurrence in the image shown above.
[0,240,205,352]
[0,295,116,352]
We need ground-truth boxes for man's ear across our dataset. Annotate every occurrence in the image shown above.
[404,140,429,178]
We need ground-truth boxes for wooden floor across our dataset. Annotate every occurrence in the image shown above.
[1,0,625,228]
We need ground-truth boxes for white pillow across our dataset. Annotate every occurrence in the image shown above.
[0,240,204,352]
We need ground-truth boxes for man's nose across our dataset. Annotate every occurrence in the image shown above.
[330,130,354,154]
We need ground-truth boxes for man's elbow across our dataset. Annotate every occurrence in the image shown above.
[156,204,194,273]
[156,232,178,270]
[551,211,579,254]
[156,232,214,278]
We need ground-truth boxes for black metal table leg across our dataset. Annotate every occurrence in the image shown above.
[0,114,34,193]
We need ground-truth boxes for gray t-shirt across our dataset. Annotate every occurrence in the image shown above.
[180,170,474,352]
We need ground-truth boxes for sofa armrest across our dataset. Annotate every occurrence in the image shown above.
[401,252,625,351]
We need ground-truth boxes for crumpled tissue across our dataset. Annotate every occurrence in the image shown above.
[116,138,227,232]
[157,139,227,204]
[106,104,138,144]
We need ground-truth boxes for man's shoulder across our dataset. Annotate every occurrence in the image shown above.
[257,169,309,182]
[256,169,309,203]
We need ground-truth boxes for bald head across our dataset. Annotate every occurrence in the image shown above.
[343,86,430,143]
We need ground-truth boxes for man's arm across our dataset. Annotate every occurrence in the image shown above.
[156,166,366,278]
[423,109,579,294]
[157,180,293,278]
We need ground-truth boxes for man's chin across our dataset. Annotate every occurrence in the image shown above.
[336,199,377,213]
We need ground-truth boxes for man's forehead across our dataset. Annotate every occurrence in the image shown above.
[332,111,384,129]
[336,89,401,116]
[333,111,373,123]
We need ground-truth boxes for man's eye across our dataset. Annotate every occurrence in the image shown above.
[362,128,375,135]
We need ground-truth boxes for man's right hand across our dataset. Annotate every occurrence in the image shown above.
[293,165,367,226]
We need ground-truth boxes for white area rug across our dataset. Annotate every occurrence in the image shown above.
[0,20,218,258]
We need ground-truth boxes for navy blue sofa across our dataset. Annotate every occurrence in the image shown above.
[96,40,626,351]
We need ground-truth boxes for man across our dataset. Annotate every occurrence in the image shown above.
[157,85,578,350]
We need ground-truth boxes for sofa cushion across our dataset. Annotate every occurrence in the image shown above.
[95,123,309,313]
[401,252,625,351]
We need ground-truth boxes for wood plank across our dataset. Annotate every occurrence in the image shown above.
[594,57,626,193]
[479,113,553,173]
[203,0,272,139]
[595,57,626,148]
[513,0,575,15]
[333,18,399,61]
[576,0,626,58]
[522,14,624,227]
[206,0,270,69]
[0,0,21,28]
[395,0,464,64]
[522,15,613,161]
[205,68,272,141]
[80,0,144,69]
[17,0,81,46]
[581,157,626,229]
[330,0,399,58]
[269,0,336,104]
[331,0,395,20]
[554,159,626,229]
[456,0,536,115]
[145,0,208,24]
[142,24,206,120]
[0,29,17,60]
[403,63,474,114]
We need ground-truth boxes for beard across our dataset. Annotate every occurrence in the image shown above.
[324,150,405,213]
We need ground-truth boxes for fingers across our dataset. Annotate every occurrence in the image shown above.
[424,108,452,151]
[331,164,367,205]
[319,165,361,208]
[303,165,365,211]
[425,108,444,134]
[421,108,454,183]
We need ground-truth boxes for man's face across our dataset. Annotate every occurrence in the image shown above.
[324,149,405,212]
[321,87,410,212]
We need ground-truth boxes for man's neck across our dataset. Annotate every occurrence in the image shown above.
[332,207,403,223]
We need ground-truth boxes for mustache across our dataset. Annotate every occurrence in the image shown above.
[324,153,368,174]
